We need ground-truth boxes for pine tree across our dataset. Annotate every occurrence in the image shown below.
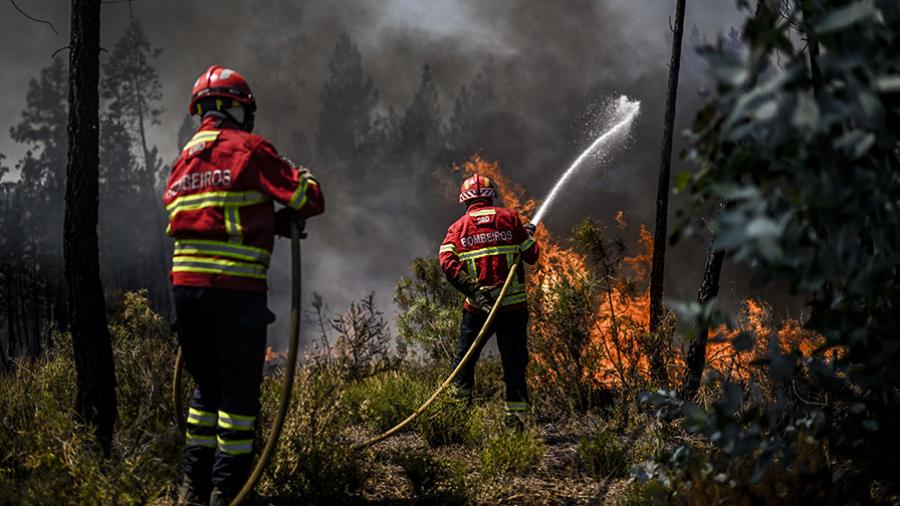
[448,60,499,163]
[9,57,70,340]
[101,16,169,309]
[316,33,378,172]
[10,57,69,249]
[99,115,143,292]
[400,63,443,157]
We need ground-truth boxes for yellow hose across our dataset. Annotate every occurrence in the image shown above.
[171,221,304,506]
[230,220,303,505]
[352,256,522,451]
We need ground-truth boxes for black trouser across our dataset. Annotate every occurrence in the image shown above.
[174,286,274,494]
[452,308,530,415]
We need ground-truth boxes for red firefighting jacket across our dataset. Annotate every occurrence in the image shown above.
[163,115,324,292]
[439,201,539,313]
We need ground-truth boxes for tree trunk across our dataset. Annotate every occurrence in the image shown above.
[65,0,116,451]
[648,0,687,385]
[800,2,822,97]
[680,239,725,400]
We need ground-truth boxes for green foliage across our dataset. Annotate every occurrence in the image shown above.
[394,449,474,505]
[415,392,487,447]
[0,292,179,505]
[344,369,430,432]
[394,257,463,362]
[614,479,668,506]
[479,428,545,478]
[529,267,604,416]
[262,366,369,502]
[656,0,900,501]
[579,425,629,478]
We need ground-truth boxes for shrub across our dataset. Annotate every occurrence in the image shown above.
[343,369,430,432]
[614,479,668,506]
[579,425,629,478]
[313,292,400,381]
[394,449,473,505]
[656,1,900,501]
[262,366,368,502]
[0,291,180,504]
[394,257,463,362]
[415,392,486,447]
[479,429,545,478]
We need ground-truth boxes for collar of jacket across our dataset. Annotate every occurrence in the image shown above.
[466,200,494,213]
[200,112,241,131]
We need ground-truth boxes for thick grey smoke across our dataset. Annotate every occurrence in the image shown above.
[0,1,756,348]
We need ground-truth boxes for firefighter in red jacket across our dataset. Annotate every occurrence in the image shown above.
[439,174,539,430]
[165,66,324,506]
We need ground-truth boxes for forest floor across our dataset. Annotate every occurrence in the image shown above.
[353,420,612,505]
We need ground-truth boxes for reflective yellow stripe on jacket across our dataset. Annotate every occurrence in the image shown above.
[174,240,271,266]
[172,256,267,280]
[457,238,533,308]
[458,244,521,261]
[182,130,221,152]
[166,190,271,219]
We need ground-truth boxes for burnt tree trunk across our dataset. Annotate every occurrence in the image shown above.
[65,0,116,450]
[648,0,687,385]
[680,240,725,400]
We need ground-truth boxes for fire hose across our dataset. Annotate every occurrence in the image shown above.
[172,220,305,506]
[353,252,524,451]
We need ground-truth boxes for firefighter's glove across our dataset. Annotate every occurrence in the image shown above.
[450,270,481,299]
[524,223,536,236]
[275,208,307,239]
[473,285,500,313]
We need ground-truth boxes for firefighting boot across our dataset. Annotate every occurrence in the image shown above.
[452,385,473,406]
[176,475,208,506]
[504,412,525,433]
[209,487,232,506]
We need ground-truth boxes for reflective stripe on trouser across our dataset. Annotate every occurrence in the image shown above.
[452,308,530,408]
[184,404,218,490]
[505,401,529,414]
[217,410,256,456]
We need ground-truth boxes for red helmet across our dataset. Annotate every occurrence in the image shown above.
[459,174,497,204]
[188,65,256,115]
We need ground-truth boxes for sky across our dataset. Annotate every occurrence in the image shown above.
[0,0,764,348]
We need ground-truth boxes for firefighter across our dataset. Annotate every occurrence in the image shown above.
[165,65,324,506]
[438,174,539,431]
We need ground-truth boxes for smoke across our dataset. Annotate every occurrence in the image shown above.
[0,0,757,348]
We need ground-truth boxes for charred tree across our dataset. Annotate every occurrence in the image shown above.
[648,0,687,385]
[64,0,116,450]
[680,239,725,400]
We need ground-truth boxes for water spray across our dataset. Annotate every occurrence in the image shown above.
[531,95,641,226]
[355,96,641,451]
